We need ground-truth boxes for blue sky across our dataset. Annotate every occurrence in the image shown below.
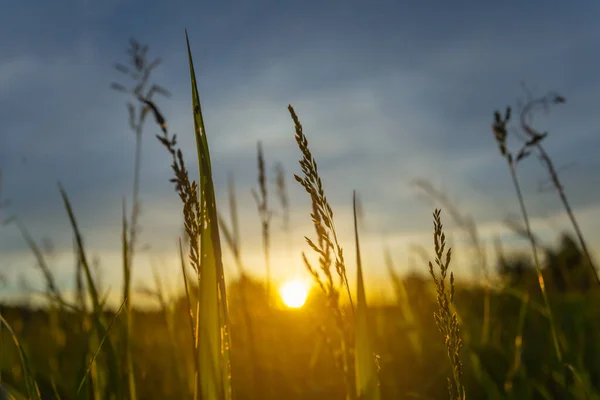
[1,1,600,304]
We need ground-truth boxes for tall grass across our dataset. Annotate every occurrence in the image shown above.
[412,180,491,345]
[289,106,387,400]
[492,107,563,365]
[0,316,40,400]
[288,104,356,399]
[76,298,127,396]
[218,174,261,397]
[60,184,123,399]
[274,162,292,260]
[353,192,381,400]
[252,142,273,298]
[515,92,599,285]
[427,209,465,400]
[112,39,170,400]
[154,31,231,400]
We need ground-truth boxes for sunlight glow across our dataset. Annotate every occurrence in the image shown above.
[279,280,308,308]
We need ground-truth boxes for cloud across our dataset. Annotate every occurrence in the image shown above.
[2,1,600,302]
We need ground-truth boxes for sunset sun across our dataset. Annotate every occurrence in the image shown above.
[279,280,309,308]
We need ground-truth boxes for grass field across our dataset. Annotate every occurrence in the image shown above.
[0,35,599,400]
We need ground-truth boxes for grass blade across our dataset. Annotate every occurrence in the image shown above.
[0,316,41,400]
[353,191,381,400]
[77,298,127,395]
[179,238,199,397]
[122,200,137,400]
[59,183,121,399]
[185,30,232,400]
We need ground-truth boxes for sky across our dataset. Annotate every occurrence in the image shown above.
[1,1,600,305]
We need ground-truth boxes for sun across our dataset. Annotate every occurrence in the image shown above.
[279,280,309,308]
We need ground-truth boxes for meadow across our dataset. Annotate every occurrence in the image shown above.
[0,36,599,400]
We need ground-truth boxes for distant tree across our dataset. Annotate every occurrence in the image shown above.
[497,252,535,288]
[545,233,592,292]
[497,232,595,293]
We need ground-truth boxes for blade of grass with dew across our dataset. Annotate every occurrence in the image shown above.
[185,30,231,400]
[353,191,381,400]
[0,316,41,400]
[59,184,121,399]
[77,298,127,396]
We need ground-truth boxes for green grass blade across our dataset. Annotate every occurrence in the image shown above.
[122,200,137,400]
[59,185,100,310]
[0,316,41,400]
[185,30,232,400]
[353,191,381,400]
[13,219,64,306]
[179,238,199,397]
[77,298,127,395]
[59,183,121,399]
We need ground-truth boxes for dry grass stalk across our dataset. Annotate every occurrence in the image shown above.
[252,142,273,297]
[156,129,201,275]
[274,162,292,258]
[288,104,356,399]
[514,92,599,285]
[112,38,170,269]
[492,106,564,364]
[288,105,354,309]
[112,40,170,400]
[251,144,277,395]
[154,112,205,397]
[219,173,242,272]
[427,209,465,400]
[412,179,492,344]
